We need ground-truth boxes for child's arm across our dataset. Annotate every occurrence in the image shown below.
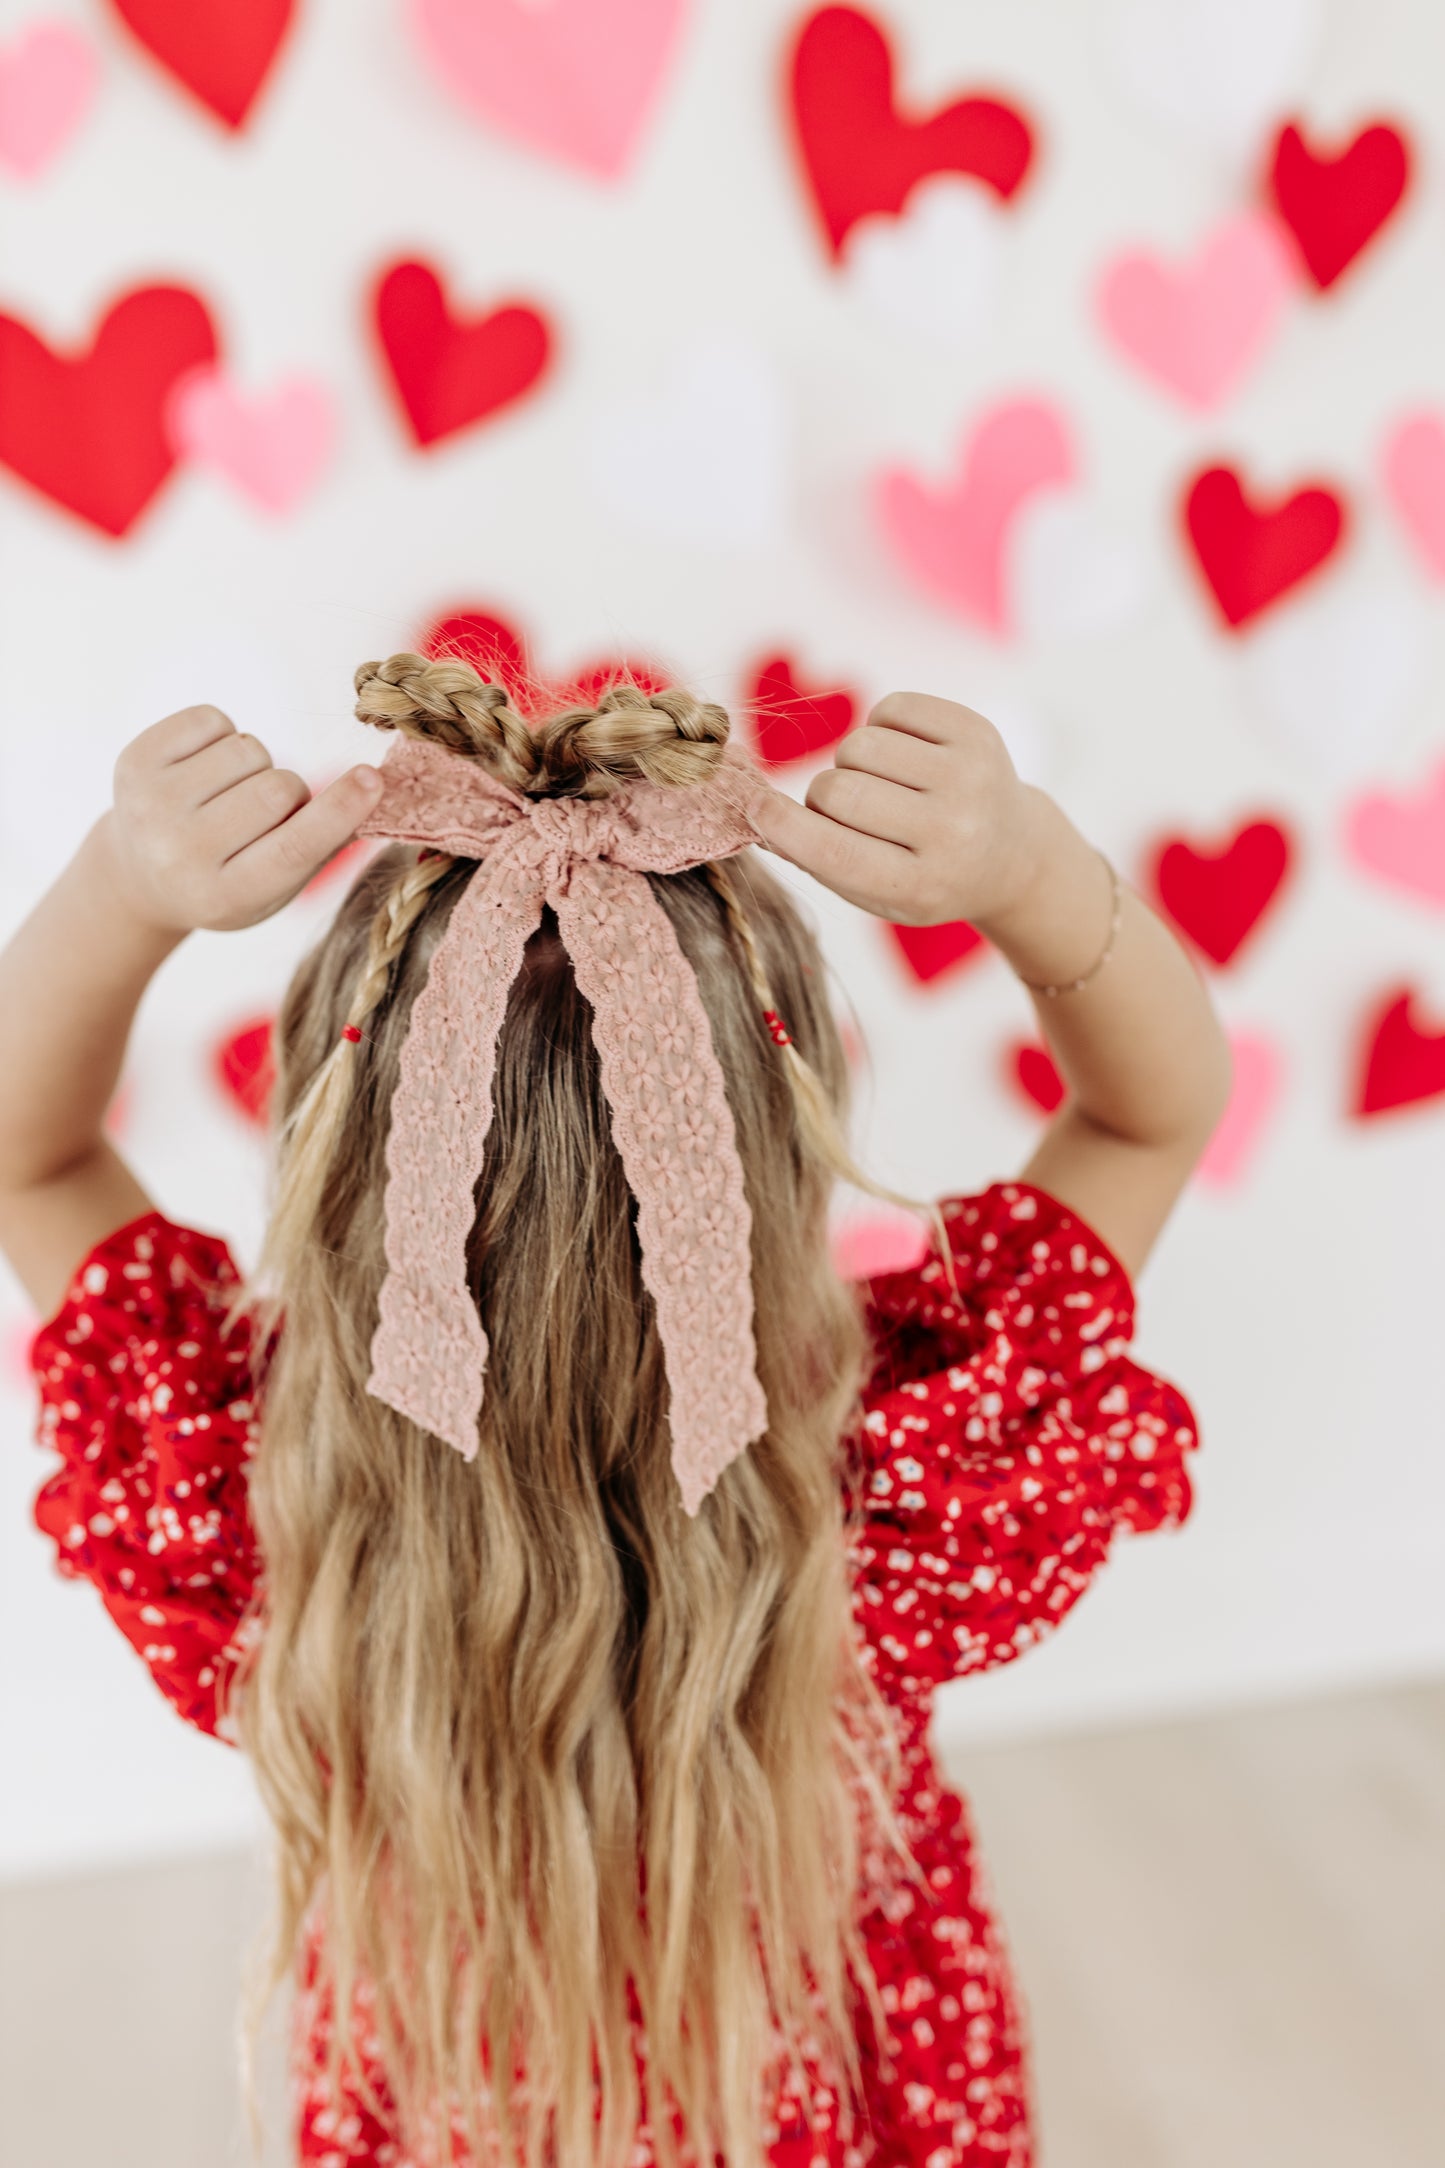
[753,690,1231,1279]
[0,704,382,1320]
[972,787,1230,1277]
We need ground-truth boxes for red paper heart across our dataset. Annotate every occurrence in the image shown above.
[1183,465,1345,630]
[213,1016,275,1126]
[745,654,857,768]
[373,263,554,450]
[1354,987,1445,1118]
[0,286,218,537]
[788,6,1034,259]
[553,653,672,710]
[1008,1041,1064,1114]
[1149,819,1294,968]
[421,608,670,717]
[887,919,985,985]
[424,609,530,694]
[108,0,295,130]
[1268,119,1411,292]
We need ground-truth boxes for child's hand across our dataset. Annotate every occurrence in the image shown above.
[99,704,384,935]
[751,691,1044,929]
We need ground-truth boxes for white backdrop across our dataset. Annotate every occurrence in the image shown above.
[2,0,1443,1879]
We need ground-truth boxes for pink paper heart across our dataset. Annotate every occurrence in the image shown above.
[410,0,685,180]
[831,1212,930,1282]
[1381,413,1445,582]
[1343,755,1445,908]
[875,397,1074,632]
[0,22,98,180]
[1197,1031,1281,1188]
[166,366,336,514]
[1096,211,1296,411]
[2,1316,39,1389]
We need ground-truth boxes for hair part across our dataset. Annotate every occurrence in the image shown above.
[229,656,934,2168]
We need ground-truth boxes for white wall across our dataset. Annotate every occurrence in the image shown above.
[2,0,1443,1879]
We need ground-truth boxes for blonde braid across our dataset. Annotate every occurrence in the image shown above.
[249,852,458,1303]
[536,684,730,798]
[352,653,731,802]
[702,864,955,1287]
[353,654,540,794]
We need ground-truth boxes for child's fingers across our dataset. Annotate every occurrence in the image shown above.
[833,723,941,792]
[118,703,238,782]
[196,764,311,860]
[806,764,926,849]
[751,786,918,917]
[218,766,383,908]
[163,728,275,810]
[867,689,981,745]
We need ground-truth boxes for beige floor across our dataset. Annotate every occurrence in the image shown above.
[2,1678,1442,2168]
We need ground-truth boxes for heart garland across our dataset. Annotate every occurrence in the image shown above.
[0,22,99,179]
[1267,118,1411,291]
[106,0,295,131]
[1343,757,1445,910]
[1381,413,1445,583]
[420,606,672,715]
[1006,1030,1285,1188]
[213,1016,276,1126]
[831,1212,930,1280]
[1182,464,1346,629]
[1095,213,1297,412]
[7,9,1434,1168]
[409,0,686,180]
[787,6,1034,259]
[1147,818,1295,967]
[1353,989,1445,1118]
[1008,1040,1064,1114]
[0,285,219,537]
[372,261,555,450]
[744,655,857,769]
[887,919,986,986]
[165,365,336,515]
[876,397,1074,632]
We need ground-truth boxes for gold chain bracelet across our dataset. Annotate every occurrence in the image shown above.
[1018,853,1123,999]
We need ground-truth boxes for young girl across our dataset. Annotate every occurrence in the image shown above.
[0,660,1228,2168]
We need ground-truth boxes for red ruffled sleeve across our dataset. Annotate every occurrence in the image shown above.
[29,1210,264,1743]
[849,1180,1198,1701]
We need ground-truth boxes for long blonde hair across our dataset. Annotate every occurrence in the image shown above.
[228,658,927,2168]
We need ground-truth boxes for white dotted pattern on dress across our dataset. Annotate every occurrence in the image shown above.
[29,1182,1198,2167]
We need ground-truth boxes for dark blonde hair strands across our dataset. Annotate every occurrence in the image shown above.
[225,660,934,2168]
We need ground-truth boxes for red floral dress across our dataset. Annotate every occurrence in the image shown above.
[29,1181,1197,2168]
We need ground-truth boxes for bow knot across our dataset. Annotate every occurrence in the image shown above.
[511,796,621,894]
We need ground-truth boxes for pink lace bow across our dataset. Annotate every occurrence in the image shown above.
[354,734,774,1516]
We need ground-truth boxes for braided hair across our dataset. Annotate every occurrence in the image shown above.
[252,653,942,1312]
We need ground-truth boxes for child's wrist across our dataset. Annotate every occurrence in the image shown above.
[77,815,190,961]
[970,787,1070,938]
[972,793,1112,982]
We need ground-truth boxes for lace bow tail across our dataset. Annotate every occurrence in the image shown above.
[366,850,545,1457]
[556,862,768,1515]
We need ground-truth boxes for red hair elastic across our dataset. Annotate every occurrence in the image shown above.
[341,1024,362,1043]
[762,1008,792,1047]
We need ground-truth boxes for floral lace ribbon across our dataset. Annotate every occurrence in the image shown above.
[355,735,774,1516]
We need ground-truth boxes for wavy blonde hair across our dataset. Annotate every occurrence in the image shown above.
[228,657,929,2168]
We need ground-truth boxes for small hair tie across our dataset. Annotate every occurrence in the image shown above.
[341,1024,363,1044]
[762,1008,792,1047]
